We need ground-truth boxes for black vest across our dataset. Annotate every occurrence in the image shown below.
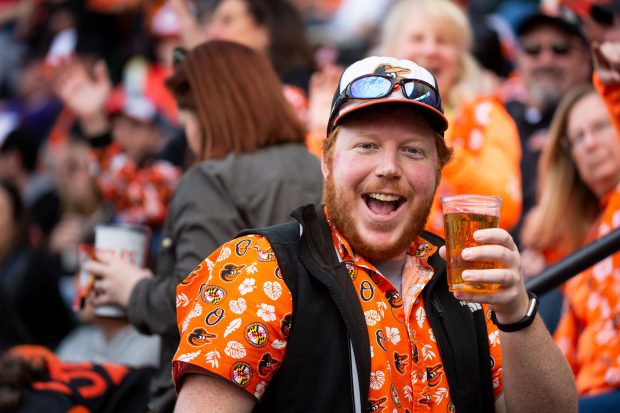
[239,204,495,413]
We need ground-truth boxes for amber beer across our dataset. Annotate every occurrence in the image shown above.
[441,195,502,293]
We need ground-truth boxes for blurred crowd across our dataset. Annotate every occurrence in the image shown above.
[0,0,619,412]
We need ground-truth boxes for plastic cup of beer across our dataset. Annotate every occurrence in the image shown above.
[93,224,150,318]
[441,194,502,293]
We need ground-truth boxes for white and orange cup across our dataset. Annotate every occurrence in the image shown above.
[92,224,150,318]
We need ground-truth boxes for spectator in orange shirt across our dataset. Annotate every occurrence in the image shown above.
[548,2,620,410]
[374,0,522,236]
[172,54,576,413]
[520,84,620,332]
[553,86,620,410]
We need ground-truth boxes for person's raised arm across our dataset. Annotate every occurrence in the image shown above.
[50,57,112,137]
[440,228,578,413]
[174,374,256,413]
[592,41,620,134]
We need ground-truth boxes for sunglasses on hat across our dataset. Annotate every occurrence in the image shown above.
[522,42,573,57]
[330,74,442,123]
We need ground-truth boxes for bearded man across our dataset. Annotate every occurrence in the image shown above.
[505,11,592,248]
[171,56,577,413]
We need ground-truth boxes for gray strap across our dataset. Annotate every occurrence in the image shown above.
[349,340,362,413]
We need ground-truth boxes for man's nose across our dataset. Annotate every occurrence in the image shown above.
[536,48,558,64]
[375,149,401,179]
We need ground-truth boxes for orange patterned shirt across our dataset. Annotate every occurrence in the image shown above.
[553,182,620,396]
[173,222,504,411]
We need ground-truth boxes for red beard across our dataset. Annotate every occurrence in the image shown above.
[323,172,434,261]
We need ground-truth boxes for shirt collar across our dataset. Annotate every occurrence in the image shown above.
[323,207,437,269]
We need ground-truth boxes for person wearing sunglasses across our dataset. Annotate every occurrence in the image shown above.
[172,54,577,413]
[373,0,522,241]
[505,10,592,248]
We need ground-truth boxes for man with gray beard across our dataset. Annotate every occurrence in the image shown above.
[505,11,591,248]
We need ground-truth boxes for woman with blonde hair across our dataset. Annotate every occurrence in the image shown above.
[524,82,620,411]
[520,84,620,336]
[520,84,611,271]
[375,0,522,236]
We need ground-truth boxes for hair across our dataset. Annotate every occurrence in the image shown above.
[322,104,453,179]
[0,354,45,411]
[166,40,306,160]
[521,84,601,253]
[212,0,315,82]
[0,180,29,250]
[0,128,40,173]
[375,0,484,108]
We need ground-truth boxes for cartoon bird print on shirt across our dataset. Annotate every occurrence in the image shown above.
[187,328,217,346]
[220,263,246,282]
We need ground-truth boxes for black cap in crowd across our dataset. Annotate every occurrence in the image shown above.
[517,11,587,43]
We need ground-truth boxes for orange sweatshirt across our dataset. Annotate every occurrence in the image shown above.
[426,96,522,236]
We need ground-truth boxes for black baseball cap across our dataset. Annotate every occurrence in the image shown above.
[517,12,587,43]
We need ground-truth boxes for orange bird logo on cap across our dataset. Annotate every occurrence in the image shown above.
[374,64,411,78]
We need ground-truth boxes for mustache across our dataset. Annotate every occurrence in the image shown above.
[358,182,412,198]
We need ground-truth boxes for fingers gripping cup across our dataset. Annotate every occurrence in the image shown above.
[441,195,502,293]
[93,224,150,318]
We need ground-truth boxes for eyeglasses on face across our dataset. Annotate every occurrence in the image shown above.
[564,118,614,150]
[522,42,573,57]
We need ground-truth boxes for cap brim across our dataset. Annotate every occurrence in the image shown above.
[332,97,449,134]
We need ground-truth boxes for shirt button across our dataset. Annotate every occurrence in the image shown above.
[161,237,172,248]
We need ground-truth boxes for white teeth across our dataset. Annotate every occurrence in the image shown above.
[368,193,400,202]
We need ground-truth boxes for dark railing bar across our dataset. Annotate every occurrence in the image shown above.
[525,228,620,296]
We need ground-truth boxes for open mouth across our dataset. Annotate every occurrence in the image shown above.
[363,193,406,216]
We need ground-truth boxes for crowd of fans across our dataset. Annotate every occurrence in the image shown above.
[0,0,619,412]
